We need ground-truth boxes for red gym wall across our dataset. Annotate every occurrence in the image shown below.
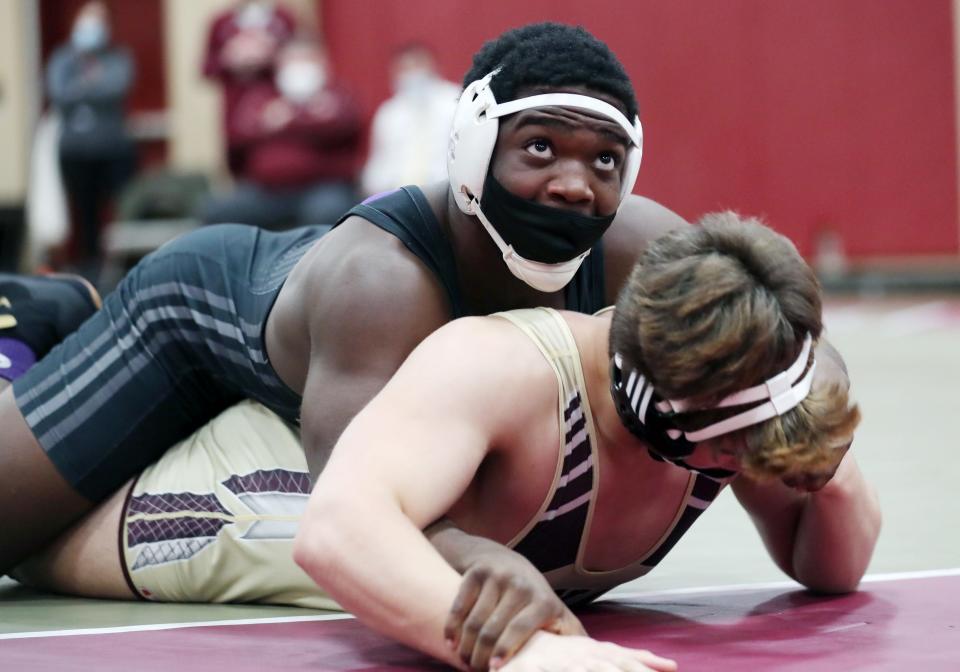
[321,0,959,259]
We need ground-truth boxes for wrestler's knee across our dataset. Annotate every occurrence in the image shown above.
[12,479,133,599]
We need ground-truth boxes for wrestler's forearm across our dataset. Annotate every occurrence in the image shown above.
[791,456,881,592]
[425,519,501,573]
[294,494,465,669]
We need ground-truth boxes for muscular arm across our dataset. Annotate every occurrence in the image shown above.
[607,199,874,590]
[280,89,363,145]
[293,318,519,668]
[291,224,451,477]
[732,338,879,592]
[283,224,570,667]
[602,195,690,302]
[47,48,133,106]
[733,453,881,593]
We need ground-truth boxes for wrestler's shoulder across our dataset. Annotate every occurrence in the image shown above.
[607,194,689,251]
[288,216,449,325]
[415,313,560,385]
[602,195,689,299]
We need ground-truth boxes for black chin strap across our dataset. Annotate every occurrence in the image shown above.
[647,449,738,480]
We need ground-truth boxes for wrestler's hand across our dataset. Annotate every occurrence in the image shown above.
[426,521,584,671]
[498,631,678,672]
[445,557,585,670]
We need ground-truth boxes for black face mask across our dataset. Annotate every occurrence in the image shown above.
[480,172,616,264]
[610,356,738,480]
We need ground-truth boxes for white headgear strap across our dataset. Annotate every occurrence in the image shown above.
[484,93,641,148]
[654,334,817,442]
[471,204,590,292]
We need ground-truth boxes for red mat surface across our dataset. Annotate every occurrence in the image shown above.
[2,574,957,671]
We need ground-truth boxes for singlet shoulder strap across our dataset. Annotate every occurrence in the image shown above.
[336,187,466,317]
[494,307,601,574]
[493,308,597,428]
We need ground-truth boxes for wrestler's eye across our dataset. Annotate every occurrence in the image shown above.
[525,139,554,159]
[594,151,620,172]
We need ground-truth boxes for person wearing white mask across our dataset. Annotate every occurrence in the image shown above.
[202,0,298,176]
[201,37,363,231]
[361,43,461,197]
[45,0,136,283]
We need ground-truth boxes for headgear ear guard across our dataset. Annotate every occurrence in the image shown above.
[447,70,644,216]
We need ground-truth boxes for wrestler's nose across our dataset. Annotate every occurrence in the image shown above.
[546,160,595,210]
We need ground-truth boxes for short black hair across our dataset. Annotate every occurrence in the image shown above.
[462,22,638,120]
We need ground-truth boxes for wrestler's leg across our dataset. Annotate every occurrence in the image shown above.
[16,400,329,607]
[1,237,248,574]
[0,274,102,573]
[13,479,135,600]
[0,387,96,575]
[116,400,331,607]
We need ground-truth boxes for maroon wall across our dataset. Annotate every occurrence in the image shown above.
[321,0,958,258]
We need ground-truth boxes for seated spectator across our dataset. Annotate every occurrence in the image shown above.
[361,42,460,196]
[201,37,363,231]
[45,0,137,283]
[202,0,298,176]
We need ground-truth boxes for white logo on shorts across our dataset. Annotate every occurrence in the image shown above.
[0,353,11,369]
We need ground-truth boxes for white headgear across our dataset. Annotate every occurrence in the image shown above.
[447,70,643,215]
[446,70,643,293]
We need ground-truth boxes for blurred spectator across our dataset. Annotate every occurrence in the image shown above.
[203,0,297,175]
[46,0,136,282]
[201,37,362,230]
[361,42,460,196]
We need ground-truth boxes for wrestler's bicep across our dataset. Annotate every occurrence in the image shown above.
[299,352,399,477]
[315,318,510,530]
[297,246,449,476]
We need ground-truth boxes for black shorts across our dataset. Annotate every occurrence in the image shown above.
[13,224,323,501]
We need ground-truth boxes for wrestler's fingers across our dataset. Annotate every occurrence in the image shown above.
[445,567,487,646]
[627,648,678,672]
[469,587,535,671]
[487,602,576,669]
[456,581,501,669]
